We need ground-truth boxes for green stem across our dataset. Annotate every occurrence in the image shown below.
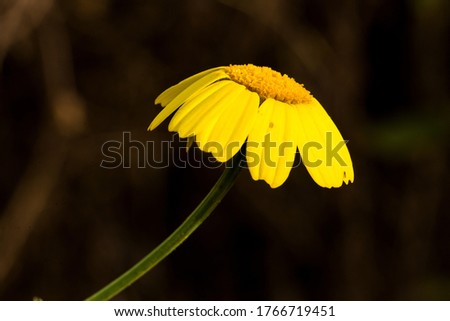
[86,152,244,301]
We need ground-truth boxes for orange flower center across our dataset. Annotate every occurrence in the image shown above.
[224,64,312,104]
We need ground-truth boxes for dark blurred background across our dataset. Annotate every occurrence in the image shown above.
[1,0,449,300]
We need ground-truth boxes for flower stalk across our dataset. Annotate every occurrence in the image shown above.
[86,151,244,301]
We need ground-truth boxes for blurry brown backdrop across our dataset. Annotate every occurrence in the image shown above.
[1,0,449,300]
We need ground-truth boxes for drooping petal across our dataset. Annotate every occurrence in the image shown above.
[155,67,224,106]
[193,86,246,156]
[149,68,228,130]
[247,98,275,183]
[173,82,237,138]
[295,98,354,188]
[168,80,230,132]
[247,99,297,188]
[271,101,298,188]
[203,84,259,162]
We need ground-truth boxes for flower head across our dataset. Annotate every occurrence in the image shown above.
[149,64,354,189]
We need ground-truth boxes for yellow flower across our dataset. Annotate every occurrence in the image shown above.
[149,64,354,189]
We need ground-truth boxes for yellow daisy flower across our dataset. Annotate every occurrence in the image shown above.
[149,64,354,189]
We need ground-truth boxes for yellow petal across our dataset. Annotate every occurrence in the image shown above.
[295,98,354,188]
[247,99,275,182]
[271,101,298,188]
[155,67,224,106]
[204,85,259,162]
[168,80,230,132]
[149,69,228,131]
[247,99,296,188]
[174,82,237,138]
